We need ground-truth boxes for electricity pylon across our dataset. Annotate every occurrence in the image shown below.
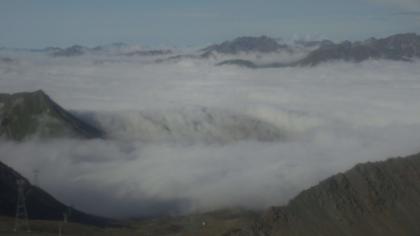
[14,179,30,232]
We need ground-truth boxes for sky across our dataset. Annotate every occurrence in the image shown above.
[1,0,420,48]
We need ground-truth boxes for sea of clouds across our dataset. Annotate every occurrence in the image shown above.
[1,52,420,218]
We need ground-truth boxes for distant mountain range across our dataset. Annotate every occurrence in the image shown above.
[158,36,324,63]
[0,160,111,226]
[297,33,420,66]
[155,33,420,66]
[49,44,174,57]
[2,32,419,67]
[200,36,337,57]
[0,90,104,140]
[217,33,420,68]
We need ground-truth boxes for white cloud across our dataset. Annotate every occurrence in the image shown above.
[1,53,420,218]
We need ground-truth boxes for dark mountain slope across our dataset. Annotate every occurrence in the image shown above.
[0,160,111,226]
[239,153,420,236]
[0,90,104,140]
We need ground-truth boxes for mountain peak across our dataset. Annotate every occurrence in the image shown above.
[0,90,104,140]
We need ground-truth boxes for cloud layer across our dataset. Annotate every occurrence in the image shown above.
[1,53,420,218]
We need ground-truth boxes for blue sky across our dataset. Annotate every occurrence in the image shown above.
[1,0,419,48]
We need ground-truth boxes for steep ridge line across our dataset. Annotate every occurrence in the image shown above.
[231,153,420,236]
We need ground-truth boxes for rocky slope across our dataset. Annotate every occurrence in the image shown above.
[233,152,420,236]
[0,160,111,226]
[0,90,104,140]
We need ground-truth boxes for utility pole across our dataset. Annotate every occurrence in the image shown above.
[14,179,30,232]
